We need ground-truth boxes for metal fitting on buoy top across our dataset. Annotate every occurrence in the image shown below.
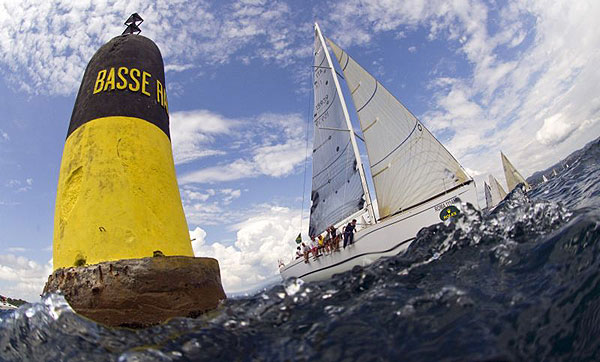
[53,29,192,269]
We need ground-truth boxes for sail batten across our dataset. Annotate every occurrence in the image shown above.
[327,38,472,219]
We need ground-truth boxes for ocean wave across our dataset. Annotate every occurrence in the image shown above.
[2,140,600,361]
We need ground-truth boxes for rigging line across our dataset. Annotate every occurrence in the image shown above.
[300,57,314,236]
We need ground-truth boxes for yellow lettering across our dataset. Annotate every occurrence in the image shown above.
[129,68,140,92]
[116,67,128,90]
[156,79,163,106]
[141,71,151,96]
[163,87,168,113]
[93,69,106,94]
[104,67,116,91]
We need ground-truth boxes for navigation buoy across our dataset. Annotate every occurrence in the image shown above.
[44,15,225,327]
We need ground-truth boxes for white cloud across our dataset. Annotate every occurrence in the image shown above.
[5,178,33,193]
[164,63,195,73]
[0,254,52,302]
[179,112,307,184]
[184,201,230,226]
[181,159,258,183]
[6,247,26,253]
[253,139,307,177]
[5,179,20,188]
[220,188,242,204]
[190,205,307,293]
[180,185,248,225]
[0,0,307,95]
[170,110,236,165]
[0,129,8,142]
[408,46,416,53]
[181,187,216,202]
[535,113,577,145]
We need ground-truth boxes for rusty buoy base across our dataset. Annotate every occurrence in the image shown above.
[43,256,226,328]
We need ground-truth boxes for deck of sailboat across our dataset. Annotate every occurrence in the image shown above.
[281,181,478,281]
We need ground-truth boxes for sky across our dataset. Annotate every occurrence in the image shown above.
[1,0,599,301]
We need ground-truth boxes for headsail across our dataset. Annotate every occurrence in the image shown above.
[501,152,530,192]
[327,39,471,219]
[488,174,507,207]
[484,181,493,209]
[308,26,366,237]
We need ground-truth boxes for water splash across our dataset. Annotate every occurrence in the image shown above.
[2,139,600,361]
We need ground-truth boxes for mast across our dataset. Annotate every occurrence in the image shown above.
[314,23,376,224]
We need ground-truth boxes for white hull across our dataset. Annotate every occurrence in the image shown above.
[0,301,17,310]
[280,182,478,282]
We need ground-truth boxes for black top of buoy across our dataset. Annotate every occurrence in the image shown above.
[68,34,170,139]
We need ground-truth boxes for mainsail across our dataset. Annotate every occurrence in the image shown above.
[327,39,471,219]
[308,27,366,237]
[501,152,530,192]
[488,174,507,207]
[484,181,493,209]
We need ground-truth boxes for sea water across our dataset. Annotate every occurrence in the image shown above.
[1,138,599,361]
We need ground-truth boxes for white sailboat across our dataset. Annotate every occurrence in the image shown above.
[280,24,479,282]
[542,174,549,183]
[484,181,493,209]
[488,174,507,209]
[0,299,17,310]
[501,152,531,192]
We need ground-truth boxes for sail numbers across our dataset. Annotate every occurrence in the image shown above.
[434,197,461,212]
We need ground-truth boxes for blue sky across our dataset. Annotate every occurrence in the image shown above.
[1,0,599,301]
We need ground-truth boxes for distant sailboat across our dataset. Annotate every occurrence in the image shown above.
[501,152,531,192]
[542,174,549,183]
[280,23,479,282]
[0,298,17,310]
[484,181,493,209]
[488,174,507,208]
[553,168,558,177]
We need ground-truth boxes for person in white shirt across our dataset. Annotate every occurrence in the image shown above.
[301,242,311,263]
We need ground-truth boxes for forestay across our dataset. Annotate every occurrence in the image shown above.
[309,30,364,237]
[327,39,471,219]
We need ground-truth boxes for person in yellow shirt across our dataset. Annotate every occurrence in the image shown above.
[318,234,325,255]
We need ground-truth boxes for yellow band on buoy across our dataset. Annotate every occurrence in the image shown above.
[53,35,192,270]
